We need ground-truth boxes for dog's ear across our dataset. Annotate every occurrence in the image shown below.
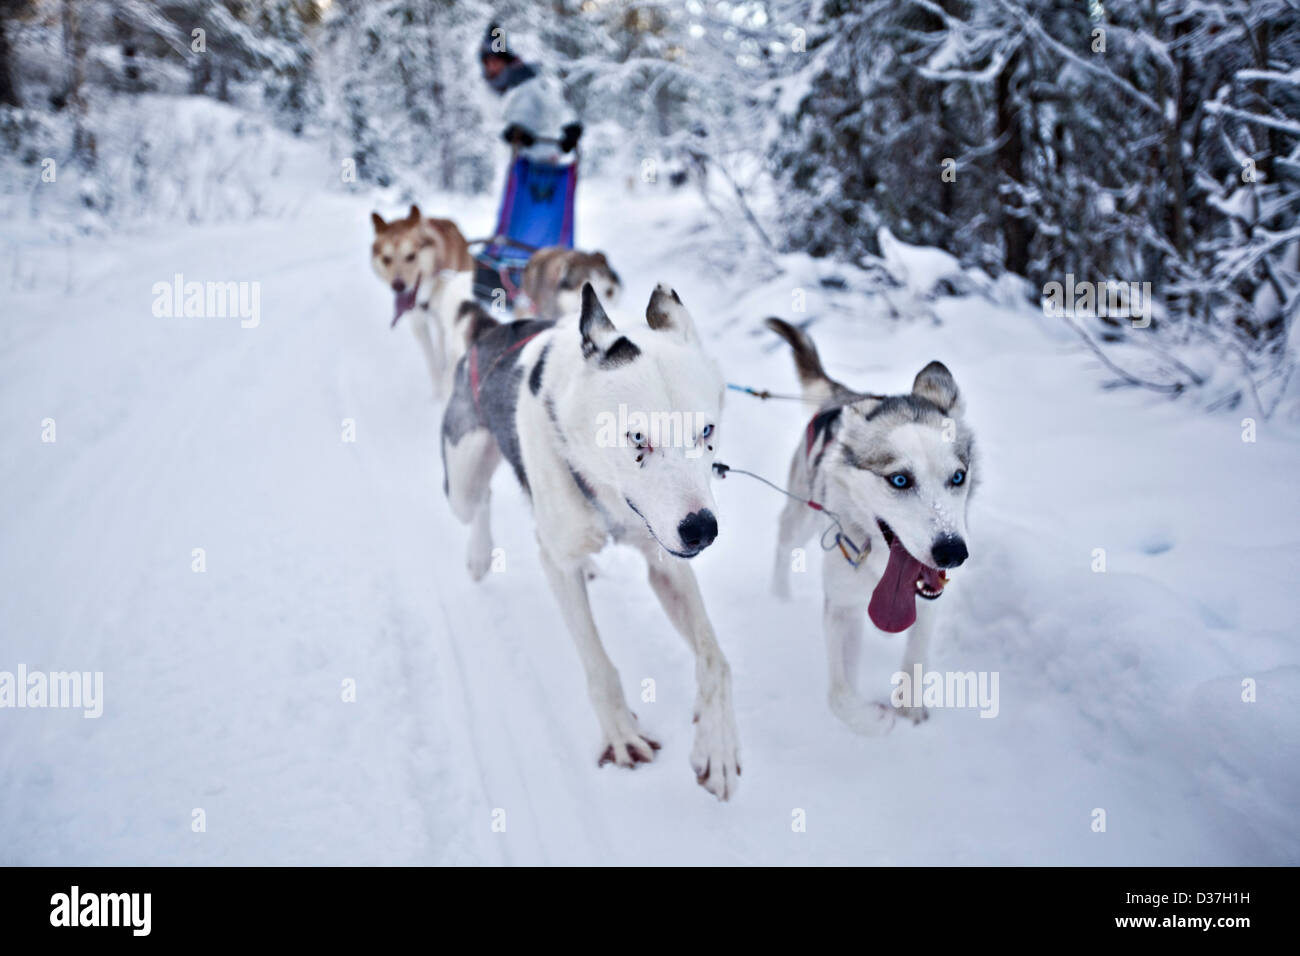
[371,212,387,232]
[646,283,696,340]
[580,283,639,365]
[407,204,421,222]
[595,254,620,286]
[912,361,961,413]
[580,283,616,353]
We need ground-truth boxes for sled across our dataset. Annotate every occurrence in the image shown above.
[472,154,578,308]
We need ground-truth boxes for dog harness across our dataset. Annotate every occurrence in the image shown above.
[712,458,869,569]
[804,406,845,470]
[715,383,890,569]
[468,328,546,415]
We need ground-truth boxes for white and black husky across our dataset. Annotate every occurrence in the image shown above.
[440,284,741,800]
[766,318,975,735]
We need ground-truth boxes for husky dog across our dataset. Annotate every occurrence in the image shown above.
[520,248,621,320]
[370,205,476,398]
[766,318,975,735]
[440,283,740,800]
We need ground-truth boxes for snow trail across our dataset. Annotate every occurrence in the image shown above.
[1,186,1297,865]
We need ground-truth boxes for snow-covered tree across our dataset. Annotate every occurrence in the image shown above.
[771,0,1299,403]
[320,0,493,192]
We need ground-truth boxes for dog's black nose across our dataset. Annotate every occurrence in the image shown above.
[391,279,406,293]
[678,509,718,553]
[931,535,968,569]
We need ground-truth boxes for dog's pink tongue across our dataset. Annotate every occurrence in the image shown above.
[868,537,924,633]
[391,289,417,327]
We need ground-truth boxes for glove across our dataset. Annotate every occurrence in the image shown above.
[560,122,583,153]
[502,124,536,148]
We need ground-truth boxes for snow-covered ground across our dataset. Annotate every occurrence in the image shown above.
[2,172,1298,865]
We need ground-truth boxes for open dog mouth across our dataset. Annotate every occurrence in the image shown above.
[868,519,948,633]
[391,285,419,327]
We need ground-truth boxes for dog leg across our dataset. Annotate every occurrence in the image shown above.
[431,305,453,397]
[824,601,894,736]
[772,494,816,600]
[466,489,494,581]
[443,429,501,580]
[539,548,659,768]
[646,558,741,801]
[411,307,444,399]
[894,608,935,725]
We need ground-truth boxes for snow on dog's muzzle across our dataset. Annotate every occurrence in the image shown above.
[868,521,950,633]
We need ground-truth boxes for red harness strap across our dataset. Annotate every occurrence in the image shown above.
[469,346,482,407]
[470,330,545,414]
[497,264,521,301]
[805,407,846,463]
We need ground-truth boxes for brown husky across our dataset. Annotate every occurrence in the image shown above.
[520,247,622,320]
[370,204,476,398]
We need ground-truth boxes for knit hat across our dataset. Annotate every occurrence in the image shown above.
[480,23,515,62]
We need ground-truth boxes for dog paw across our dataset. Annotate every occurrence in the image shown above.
[597,715,661,769]
[829,690,895,736]
[691,695,742,801]
[894,703,929,725]
[467,542,493,582]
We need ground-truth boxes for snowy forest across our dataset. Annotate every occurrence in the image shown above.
[2,0,1297,410]
[2,2,1298,867]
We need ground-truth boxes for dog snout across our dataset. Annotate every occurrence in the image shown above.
[931,534,968,569]
[677,509,718,553]
[391,279,406,293]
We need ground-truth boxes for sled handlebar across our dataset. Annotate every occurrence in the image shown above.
[464,235,543,253]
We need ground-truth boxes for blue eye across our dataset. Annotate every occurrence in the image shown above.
[888,473,911,489]
[952,470,965,485]
[701,424,714,439]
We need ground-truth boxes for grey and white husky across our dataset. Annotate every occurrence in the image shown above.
[766,318,975,735]
[440,284,741,800]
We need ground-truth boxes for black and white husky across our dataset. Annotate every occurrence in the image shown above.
[440,284,741,800]
[766,318,975,735]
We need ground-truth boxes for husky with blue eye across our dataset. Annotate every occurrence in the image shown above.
[439,283,741,800]
[766,318,976,735]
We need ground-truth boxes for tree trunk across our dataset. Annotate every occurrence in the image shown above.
[1255,19,1277,184]
[1154,0,1188,259]
[61,0,94,167]
[996,47,1029,276]
[0,12,19,107]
